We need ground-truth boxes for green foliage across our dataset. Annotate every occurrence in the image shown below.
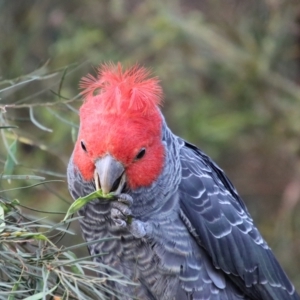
[0,197,135,299]
[63,190,114,221]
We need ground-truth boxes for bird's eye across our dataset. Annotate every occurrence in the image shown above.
[135,148,146,160]
[81,140,87,152]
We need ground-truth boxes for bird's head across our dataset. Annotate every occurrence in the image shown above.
[73,63,165,194]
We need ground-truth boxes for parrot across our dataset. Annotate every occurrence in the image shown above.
[67,63,300,300]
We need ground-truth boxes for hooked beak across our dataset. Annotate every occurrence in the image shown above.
[94,155,126,195]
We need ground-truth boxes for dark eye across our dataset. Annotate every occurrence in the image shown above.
[135,148,146,160]
[81,140,87,152]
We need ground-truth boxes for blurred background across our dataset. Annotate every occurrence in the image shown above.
[0,0,300,292]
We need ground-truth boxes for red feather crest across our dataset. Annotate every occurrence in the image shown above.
[80,63,163,115]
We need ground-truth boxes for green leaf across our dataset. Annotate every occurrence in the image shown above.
[32,234,50,242]
[23,283,59,300]
[11,199,20,206]
[0,205,5,233]
[8,272,23,300]
[8,231,51,243]
[0,175,45,181]
[3,139,17,176]
[65,251,84,275]
[63,190,114,221]
[29,107,53,132]
[71,126,77,144]
[0,126,18,129]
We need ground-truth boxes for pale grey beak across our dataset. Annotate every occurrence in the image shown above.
[94,154,125,195]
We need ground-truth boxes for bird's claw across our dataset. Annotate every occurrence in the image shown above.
[117,193,133,206]
[110,193,133,227]
[110,194,147,238]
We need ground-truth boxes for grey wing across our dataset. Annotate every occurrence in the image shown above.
[177,140,299,300]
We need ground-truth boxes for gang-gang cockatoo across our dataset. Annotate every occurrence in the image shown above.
[67,63,300,300]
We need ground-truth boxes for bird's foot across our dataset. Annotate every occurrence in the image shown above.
[111,193,133,227]
[110,193,147,238]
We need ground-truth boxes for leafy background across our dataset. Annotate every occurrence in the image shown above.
[0,0,299,297]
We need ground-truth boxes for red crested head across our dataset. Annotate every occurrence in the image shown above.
[73,63,165,190]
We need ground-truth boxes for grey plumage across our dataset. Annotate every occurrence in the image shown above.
[68,117,299,300]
